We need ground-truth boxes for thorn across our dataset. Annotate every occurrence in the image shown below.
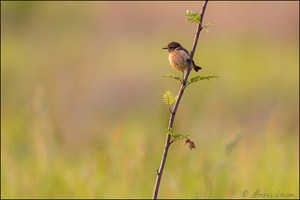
[168,107,173,114]
[156,169,160,175]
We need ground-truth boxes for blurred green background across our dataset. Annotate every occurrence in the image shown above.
[1,1,299,199]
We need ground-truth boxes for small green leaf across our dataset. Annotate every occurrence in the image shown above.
[188,75,219,85]
[185,10,192,17]
[185,10,200,23]
[163,73,182,83]
[170,133,189,140]
[165,128,173,134]
[162,90,176,106]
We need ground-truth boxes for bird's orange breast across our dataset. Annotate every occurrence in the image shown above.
[168,50,190,72]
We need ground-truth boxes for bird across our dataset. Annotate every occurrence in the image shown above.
[162,42,202,74]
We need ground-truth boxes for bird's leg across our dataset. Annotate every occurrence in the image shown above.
[181,71,186,85]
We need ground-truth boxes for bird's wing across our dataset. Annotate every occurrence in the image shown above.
[178,49,191,62]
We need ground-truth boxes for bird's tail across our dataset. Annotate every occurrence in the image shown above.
[192,60,202,72]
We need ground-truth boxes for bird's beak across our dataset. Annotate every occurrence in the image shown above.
[162,47,168,50]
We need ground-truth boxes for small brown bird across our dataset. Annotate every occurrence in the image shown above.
[163,42,202,73]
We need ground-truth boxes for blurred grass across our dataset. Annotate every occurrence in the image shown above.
[1,1,299,199]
